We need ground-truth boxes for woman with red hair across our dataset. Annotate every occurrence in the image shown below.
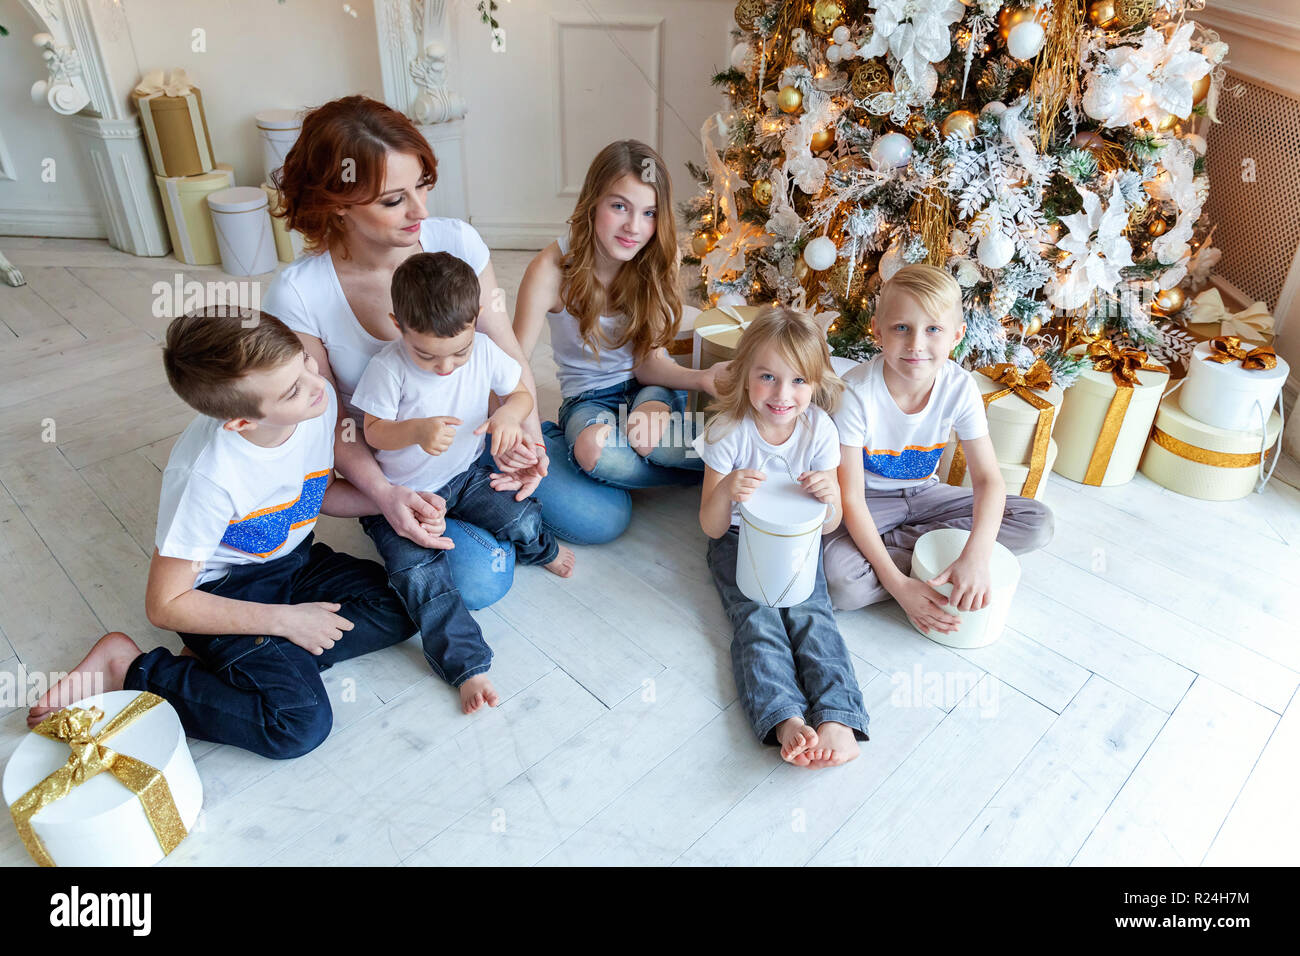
[265,96,630,609]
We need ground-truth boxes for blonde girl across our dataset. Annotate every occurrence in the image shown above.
[512,140,728,493]
[694,306,869,769]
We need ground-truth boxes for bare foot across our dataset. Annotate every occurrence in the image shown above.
[27,631,142,729]
[774,717,819,767]
[458,674,500,715]
[544,545,576,578]
[805,721,861,769]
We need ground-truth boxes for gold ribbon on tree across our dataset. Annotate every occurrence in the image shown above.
[1205,335,1278,371]
[948,360,1056,498]
[9,693,188,867]
[1082,340,1168,486]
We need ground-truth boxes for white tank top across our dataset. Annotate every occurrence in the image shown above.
[546,234,639,398]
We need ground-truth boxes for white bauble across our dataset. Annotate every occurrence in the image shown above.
[981,101,1008,118]
[803,236,839,271]
[1082,80,1120,124]
[976,230,1015,269]
[1006,21,1046,60]
[832,25,851,45]
[826,44,843,64]
[878,242,905,281]
[954,258,981,287]
[869,132,913,170]
[717,292,748,308]
[730,42,754,73]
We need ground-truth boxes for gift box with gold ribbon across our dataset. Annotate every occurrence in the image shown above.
[155,163,234,266]
[261,182,305,264]
[1179,336,1288,432]
[1052,342,1169,487]
[1140,390,1281,501]
[131,69,216,178]
[3,691,204,867]
[693,304,762,369]
[941,360,1063,499]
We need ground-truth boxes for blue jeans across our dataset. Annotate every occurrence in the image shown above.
[556,378,705,490]
[124,534,414,759]
[361,462,558,687]
[707,528,870,745]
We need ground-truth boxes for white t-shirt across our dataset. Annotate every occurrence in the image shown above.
[155,384,338,586]
[546,233,639,398]
[834,355,988,492]
[262,217,492,421]
[351,334,522,493]
[692,406,841,527]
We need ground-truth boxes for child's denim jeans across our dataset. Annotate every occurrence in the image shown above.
[361,461,559,687]
[125,534,414,759]
[707,528,870,745]
[557,377,704,489]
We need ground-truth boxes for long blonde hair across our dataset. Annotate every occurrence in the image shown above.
[704,305,844,441]
[561,140,681,363]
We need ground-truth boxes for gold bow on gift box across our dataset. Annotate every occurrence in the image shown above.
[1205,335,1278,371]
[1083,341,1168,486]
[9,693,188,867]
[949,360,1056,499]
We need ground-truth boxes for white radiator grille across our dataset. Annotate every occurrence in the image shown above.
[1203,71,1300,311]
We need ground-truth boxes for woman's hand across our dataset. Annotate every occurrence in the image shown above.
[378,484,454,550]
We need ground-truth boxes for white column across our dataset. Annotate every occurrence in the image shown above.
[19,0,170,257]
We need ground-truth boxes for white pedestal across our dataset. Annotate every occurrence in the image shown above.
[72,115,170,257]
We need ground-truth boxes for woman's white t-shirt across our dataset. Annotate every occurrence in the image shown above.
[263,217,491,422]
[545,233,639,398]
[692,406,841,527]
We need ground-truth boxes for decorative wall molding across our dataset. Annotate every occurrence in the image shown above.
[550,15,664,197]
[0,204,105,238]
[471,219,570,251]
[0,126,16,182]
[1198,3,1300,53]
[1198,2,1300,95]
[71,116,170,257]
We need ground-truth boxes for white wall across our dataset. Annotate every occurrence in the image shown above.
[0,0,106,237]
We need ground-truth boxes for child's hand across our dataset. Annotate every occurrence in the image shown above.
[728,468,765,503]
[418,416,461,456]
[412,490,455,549]
[475,410,524,460]
[888,577,960,635]
[798,470,837,506]
[929,554,992,612]
[278,602,354,656]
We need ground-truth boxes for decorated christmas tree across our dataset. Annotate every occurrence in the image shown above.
[684,0,1229,382]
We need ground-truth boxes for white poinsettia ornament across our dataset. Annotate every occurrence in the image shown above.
[1083,23,1211,128]
[859,0,966,108]
[1047,182,1135,310]
[1145,139,1207,215]
[1152,211,1196,288]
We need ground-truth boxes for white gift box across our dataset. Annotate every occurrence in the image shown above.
[1179,340,1288,432]
[909,529,1021,649]
[207,186,278,277]
[3,691,203,867]
[255,109,302,184]
[737,464,827,608]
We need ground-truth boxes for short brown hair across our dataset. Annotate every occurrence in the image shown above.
[271,95,438,257]
[391,252,480,337]
[163,308,304,420]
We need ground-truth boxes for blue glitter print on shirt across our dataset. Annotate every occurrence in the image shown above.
[221,470,330,557]
[862,443,946,481]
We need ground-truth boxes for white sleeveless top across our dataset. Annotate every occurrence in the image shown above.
[546,234,639,398]
[263,217,491,421]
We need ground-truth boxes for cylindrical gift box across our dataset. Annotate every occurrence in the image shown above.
[737,471,827,608]
[910,529,1021,649]
[1178,340,1288,432]
[207,186,278,277]
[1052,346,1168,486]
[694,304,763,368]
[937,437,1059,501]
[155,163,235,265]
[3,691,204,867]
[976,372,1063,465]
[261,183,305,264]
[1140,391,1282,501]
[255,109,303,183]
[132,88,216,178]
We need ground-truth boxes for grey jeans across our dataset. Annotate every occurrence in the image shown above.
[822,479,1054,611]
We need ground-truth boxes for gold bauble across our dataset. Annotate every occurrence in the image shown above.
[825,258,867,300]
[811,0,844,36]
[751,178,773,206]
[1147,218,1168,237]
[1087,0,1118,28]
[734,0,766,31]
[863,271,883,297]
[998,5,1045,41]
[1152,286,1186,315]
[904,113,930,138]
[1192,73,1212,106]
[851,60,892,100]
[940,109,979,141]
[777,85,804,114]
[1113,0,1156,27]
[794,259,811,282]
[691,233,710,256]
[810,127,835,153]
[1022,315,1043,337]
[1154,111,1179,132]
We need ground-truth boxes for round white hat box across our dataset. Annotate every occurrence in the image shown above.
[737,472,827,608]
[909,529,1021,649]
[207,186,278,277]
[255,108,302,184]
[1178,340,1288,432]
[3,691,204,866]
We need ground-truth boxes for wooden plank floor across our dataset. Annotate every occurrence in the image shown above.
[1,237,1298,867]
